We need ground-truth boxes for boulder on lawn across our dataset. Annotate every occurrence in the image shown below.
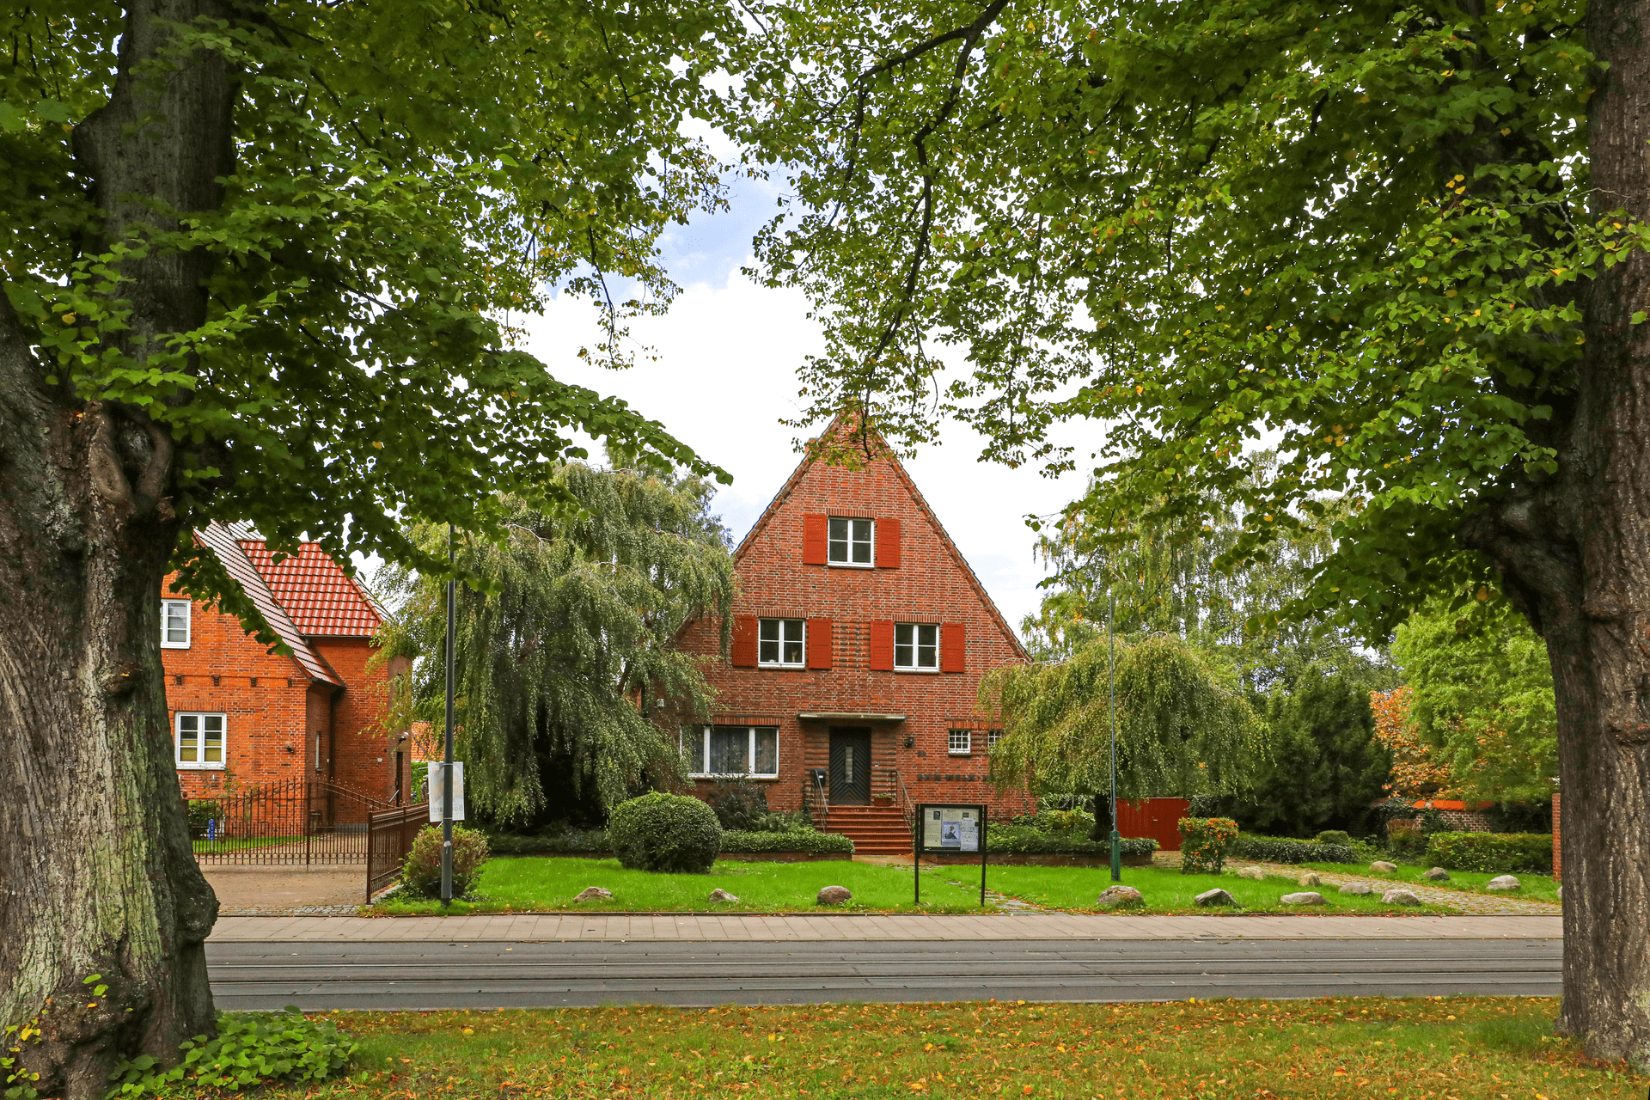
[573,887,613,902]
[1485,875,1522,892]
[1195,888,1239,908]
[1382,888,1423,907]
[1369,860,1398,873]
[1298,871,1322,887]
[1095,885,1144,910]
[1422,867,1451,882]
[1338,882,1373,896]
[708,888,740,903]
[1280,891,1326,906]
[1236,866,1268,880]
[816,885,853,906]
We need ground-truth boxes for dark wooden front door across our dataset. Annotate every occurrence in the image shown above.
[828,728,872,805]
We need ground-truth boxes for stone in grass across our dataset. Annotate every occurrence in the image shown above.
[1382,888,1423,907]
[1369,861,1398,873]
[1096,885,1144,910]
[1423,867,1451,882]
[708,888,740,903]
[573,886,613,902]
[1280,891,1326,906]
[1236,866,1268,880]
[1338,882,1373,896]
[1298,871,1322,887]
[817,885,853,906]
[1485,875,1522,892]
[1195,888,1239,908]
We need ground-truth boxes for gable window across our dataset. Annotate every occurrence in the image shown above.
[948,729,972,756]
[759,618,805,667]
[161,599,191,648]
[827,517,874,566]
[176,713,225,769]
[894,623,939,670]
[682,726,780,778]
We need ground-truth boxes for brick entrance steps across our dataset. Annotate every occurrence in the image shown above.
[826,804,912,855]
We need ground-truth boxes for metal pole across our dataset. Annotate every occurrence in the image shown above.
[1109,589,1121,882]
[913,805,921,907]
[441,524,455,908]
[980,810,988,907]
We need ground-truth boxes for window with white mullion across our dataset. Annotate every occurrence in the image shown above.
[894,623,938,670]
[176,713,226,769]
[758,618,805,667]
[827,517,874,566]
[948,729,972,755]
[161,599,191,648]
[682,725,780,778]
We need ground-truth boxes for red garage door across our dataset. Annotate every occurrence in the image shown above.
[1115,798,1191,852]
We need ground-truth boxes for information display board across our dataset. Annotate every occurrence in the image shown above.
[914,803,987,905]
[426,761,466,823]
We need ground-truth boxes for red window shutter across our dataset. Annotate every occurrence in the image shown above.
[731,616,759,667]
[877,517,901,568]
[807,619,833,670]
[801,514,828,565]
[941,622,965,673]
[867,621,894,671]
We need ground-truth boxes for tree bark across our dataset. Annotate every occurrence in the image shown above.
[1461,0,1650,1065]
[0,1,233,1095]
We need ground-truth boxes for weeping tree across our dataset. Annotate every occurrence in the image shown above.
[377,461,735,827]
[982,633,1267,827]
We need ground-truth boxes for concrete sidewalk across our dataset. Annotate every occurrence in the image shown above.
[212,912,1561,943]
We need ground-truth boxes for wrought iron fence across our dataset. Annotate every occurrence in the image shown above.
[366,802,430,903]
[186,777,396,866]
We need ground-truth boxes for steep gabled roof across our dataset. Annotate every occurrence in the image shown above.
[239,540,383,637]
[734,421,1030,661]
[195,523,342,685]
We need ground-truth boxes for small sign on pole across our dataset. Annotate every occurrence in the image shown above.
[913,803,988,906]
[426,761,465,823]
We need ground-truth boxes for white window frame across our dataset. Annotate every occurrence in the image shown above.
[161,599,192,649]
[986,729,1004,752]
[175,712,226,770]
[681,725,780,779]
[758,618,806,668]
[894,622,940,671]
[948,729,972,756]
[827,516,875,568]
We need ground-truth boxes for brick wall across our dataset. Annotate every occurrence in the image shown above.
[313,638,398,798]
[679,448,1036,822]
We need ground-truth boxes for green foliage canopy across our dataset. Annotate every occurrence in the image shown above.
[982,633,1266,801]
[376,462,735,824]
[5,0,738,615]
[737,0,1642,635]
[1392,597,1557,802]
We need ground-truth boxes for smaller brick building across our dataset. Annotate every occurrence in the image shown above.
[162,522,407,802]
[676,424,1036,852]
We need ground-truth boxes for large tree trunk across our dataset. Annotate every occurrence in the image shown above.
[1463,0,1650,1066]
[0,1,232,1095]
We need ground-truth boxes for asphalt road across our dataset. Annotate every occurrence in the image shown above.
[208,938,1562,1010]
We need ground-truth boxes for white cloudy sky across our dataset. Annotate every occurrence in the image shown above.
[520,176,1098,637]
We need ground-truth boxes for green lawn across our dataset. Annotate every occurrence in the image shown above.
[1296,859,1562,903]
[375,856,987,914]
[962,863,1458,914]
[246,998,1639,1099]
[191,835,302,853]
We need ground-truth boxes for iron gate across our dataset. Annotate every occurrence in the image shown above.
[187,777,395,865]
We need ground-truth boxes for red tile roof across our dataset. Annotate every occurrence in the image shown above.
[240,540,383,637]
[195,524,341,685]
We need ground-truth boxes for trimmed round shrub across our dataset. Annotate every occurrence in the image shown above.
[401,825,491,898]
[1315,829,1353,847]
[608,792,721,873]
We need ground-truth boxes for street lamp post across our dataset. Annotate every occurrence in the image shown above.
[1108,589,1121,882]
[441,524,455,908]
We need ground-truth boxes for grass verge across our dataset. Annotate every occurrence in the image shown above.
[246,997,1636,1099]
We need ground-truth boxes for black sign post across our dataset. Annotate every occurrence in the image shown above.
[913,803,988,907]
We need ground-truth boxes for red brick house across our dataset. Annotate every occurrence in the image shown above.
[162,522,407,803]
[676,428,1035,853]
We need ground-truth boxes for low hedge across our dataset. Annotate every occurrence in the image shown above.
[721,830,854,855]
[484,829,610,856]
[1427,831,1553,874]
[988,828,1158,859]
[1229,833,1359,865]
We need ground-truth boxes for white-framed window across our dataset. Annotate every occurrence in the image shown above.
[948,729,972,756]
[161,599,191,648]
[176,713,225,769]
[895,623,939,670]
[827,517,874,566]
[682,725,780,778]
[759,618,805,667]
[986,729,1004,751]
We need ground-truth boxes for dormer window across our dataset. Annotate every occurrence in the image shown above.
[162,599,191,648]
[828,518,874,566]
